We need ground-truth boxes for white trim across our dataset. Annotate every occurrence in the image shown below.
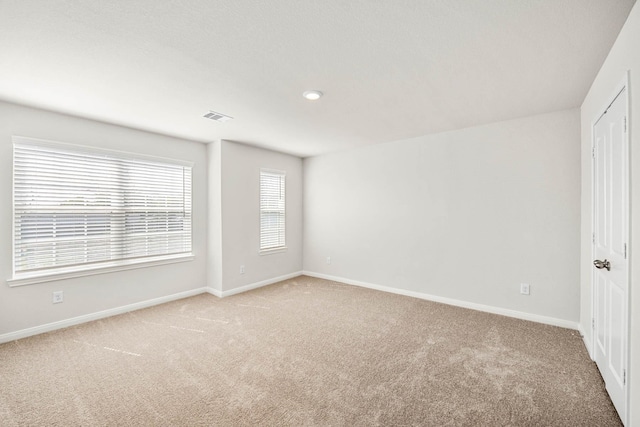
[0,287,208,344]
[205,287,222,298]
[0,272,302,344]
[12,135,194,167]
[7,254,195,287]
[259,247,288,256]
[578,323,593,358]
[259,167,287,175]
[302,271,580,330]
[218,271,302,298]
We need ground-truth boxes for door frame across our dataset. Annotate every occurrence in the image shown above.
[590,71,630,425]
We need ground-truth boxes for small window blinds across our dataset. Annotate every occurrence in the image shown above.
[259,169,286,251]
[12,137,193,277]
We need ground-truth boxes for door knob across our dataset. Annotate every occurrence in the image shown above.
[593,259,611,271]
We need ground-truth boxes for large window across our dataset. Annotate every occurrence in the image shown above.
[11,137,193,283]
[259,169,286,253]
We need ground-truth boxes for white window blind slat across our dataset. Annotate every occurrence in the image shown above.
[13,138,193,276]
[259,169,285,251]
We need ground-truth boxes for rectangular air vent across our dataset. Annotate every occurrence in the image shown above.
[203,110,233,122]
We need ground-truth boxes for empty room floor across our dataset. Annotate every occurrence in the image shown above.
[0,276,620,426]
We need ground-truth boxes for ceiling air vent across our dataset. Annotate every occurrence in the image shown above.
[203,110,233,122]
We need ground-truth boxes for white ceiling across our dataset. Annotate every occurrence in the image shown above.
[0,0,635,158]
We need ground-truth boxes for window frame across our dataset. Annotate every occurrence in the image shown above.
[259,168,287,255]
[8,136,194,287]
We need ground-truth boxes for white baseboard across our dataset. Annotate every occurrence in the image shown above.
[216,271,303,298]
[302,271,580,330]
[0,287,208,344]
[205,287,222,298]
[1,270,580,344]
[0,271,304,344]
[578,323,594,358]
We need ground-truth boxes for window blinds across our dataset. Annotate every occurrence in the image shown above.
[13,138,192,275]
[259,170,286,251]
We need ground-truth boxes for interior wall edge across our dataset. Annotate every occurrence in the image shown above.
[205,287,223,298]
[217,271,303,298]
[577,323,593,359]
[1,269,305,343]
[0,287,209,345]
[302,271,580,331]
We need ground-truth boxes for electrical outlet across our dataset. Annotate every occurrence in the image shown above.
[326,256,331,265]
[52,291,64,304]
[520,283,530,295]
[240,265,245,274]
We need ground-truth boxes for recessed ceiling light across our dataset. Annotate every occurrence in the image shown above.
[303,90,323,101]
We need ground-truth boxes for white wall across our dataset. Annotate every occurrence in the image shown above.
[207,140,223,293]
[0,101,208,337]
[304,109,581,324]
[209,140,303,294]
[580,2,640,423]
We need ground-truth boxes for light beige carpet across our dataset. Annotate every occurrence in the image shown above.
[0,275,621,426]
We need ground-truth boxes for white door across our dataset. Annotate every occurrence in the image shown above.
[592,84,628,423]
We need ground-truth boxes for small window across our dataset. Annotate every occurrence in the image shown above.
[259,169,286,253]
[12,137,193,282]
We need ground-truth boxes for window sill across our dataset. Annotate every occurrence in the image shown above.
[259,247,287,256]
[7,253,195,287]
